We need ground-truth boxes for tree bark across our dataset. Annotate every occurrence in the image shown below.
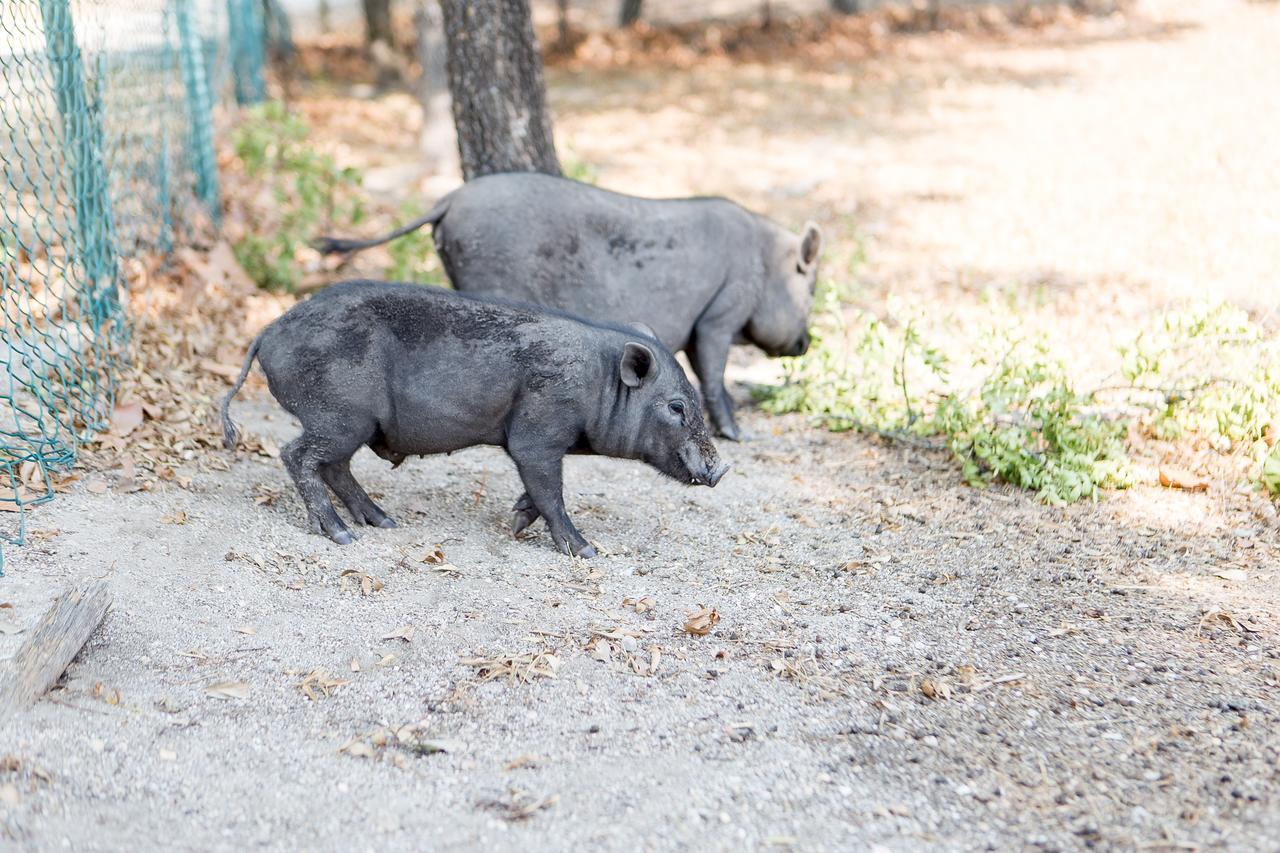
[415,0,459,176]
[437,0,560,180]
[618,0,642,27]
[362,0,394,45]
[829,0,860,13]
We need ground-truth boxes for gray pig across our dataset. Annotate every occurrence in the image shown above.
[313,173,822,442]
[219,281,728,556]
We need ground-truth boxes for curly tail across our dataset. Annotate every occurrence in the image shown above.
[220,333,264,449]
[311,195,452,256]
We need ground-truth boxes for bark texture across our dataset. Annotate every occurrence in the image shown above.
[438,0,561,180]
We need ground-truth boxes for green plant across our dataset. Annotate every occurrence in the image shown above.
[561,146,598,185]
[1116,302,1280,447]
[933,333,1132,504]
[231,102,365,291]
[757,289,1277,503]
[1262,443,1280,497]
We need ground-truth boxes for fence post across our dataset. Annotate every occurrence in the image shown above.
[38,0,120,320]
[227,0,267,105]
[174,0,222,224]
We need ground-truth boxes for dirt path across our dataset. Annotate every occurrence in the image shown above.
[4,2,1280,850]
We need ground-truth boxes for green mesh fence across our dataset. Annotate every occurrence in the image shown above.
[0,0,267,573]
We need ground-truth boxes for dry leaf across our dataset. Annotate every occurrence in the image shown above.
[86,479,108,495]
[205,680,249,700]
[415,545,461,576]
[338,737,375,759]
[350,657,361,672]
[460,651,561,683]
[298,669,351,701]
[683,606,720,636]
[590,639,613,664]
[340,569,385,596]
[478,791,559,821]
[253,484,281,506]
[623,596,656,614]
[1215,569,1248,582]
[505,754,542,771]
[199,359,243,380]
[1159,466,1209,492]
[160,511,189,525]
[0,783,18,806]
[921,679,952,700]
[382,625,415,643]
[109,400,144,436]
[233,625,257,635]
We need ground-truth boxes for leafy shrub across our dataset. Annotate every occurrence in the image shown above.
[1118,302,1280,447]
[230,102,365,291]
[758,287,1277,503]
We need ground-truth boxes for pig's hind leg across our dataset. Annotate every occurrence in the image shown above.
[510,492,541,537]
[321,460,396,529]
[281,431,361,544]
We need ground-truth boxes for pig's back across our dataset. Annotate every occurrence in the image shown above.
[256,282,567,449]
[437,174,746,351]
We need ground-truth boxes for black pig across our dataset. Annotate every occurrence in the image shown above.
[220,281,728,556]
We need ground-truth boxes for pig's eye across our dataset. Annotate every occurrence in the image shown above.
[668,400,686,418]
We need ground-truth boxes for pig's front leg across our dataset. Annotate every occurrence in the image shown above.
[688,328,742,442]
[506,439,596,558]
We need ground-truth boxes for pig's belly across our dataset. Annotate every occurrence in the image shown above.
[382,377,512,456]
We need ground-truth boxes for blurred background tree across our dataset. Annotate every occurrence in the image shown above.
[437,0,561,179]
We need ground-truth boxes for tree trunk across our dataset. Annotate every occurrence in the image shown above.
[829,0,859,13]
[618,0,642,27]
[415,0,459,177]
[363,0,394,45]
[364,0,401,87]
[556,0,570,48]
[437,0,560,180]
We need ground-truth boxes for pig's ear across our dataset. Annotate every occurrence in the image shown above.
[629,322,659,341]
[798,222,822,273]
[620,341,656,389]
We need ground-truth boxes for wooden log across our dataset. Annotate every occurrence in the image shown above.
[0,578,111,712]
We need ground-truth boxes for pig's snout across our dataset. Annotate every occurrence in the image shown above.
[785,331,811,357]
[681,445,729,487]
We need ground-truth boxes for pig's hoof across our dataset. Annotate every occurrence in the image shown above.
[375,516,397,529]
[576,543,598,559]
[330,529,354,545]
[716,424,744,442]
[511,510,539,537]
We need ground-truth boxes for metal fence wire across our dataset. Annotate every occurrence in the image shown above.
[0,0,266,571]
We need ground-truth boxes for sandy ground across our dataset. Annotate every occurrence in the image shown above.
[4,0,1280,850]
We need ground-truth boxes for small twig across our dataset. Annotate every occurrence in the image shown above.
[897,320,915,426]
